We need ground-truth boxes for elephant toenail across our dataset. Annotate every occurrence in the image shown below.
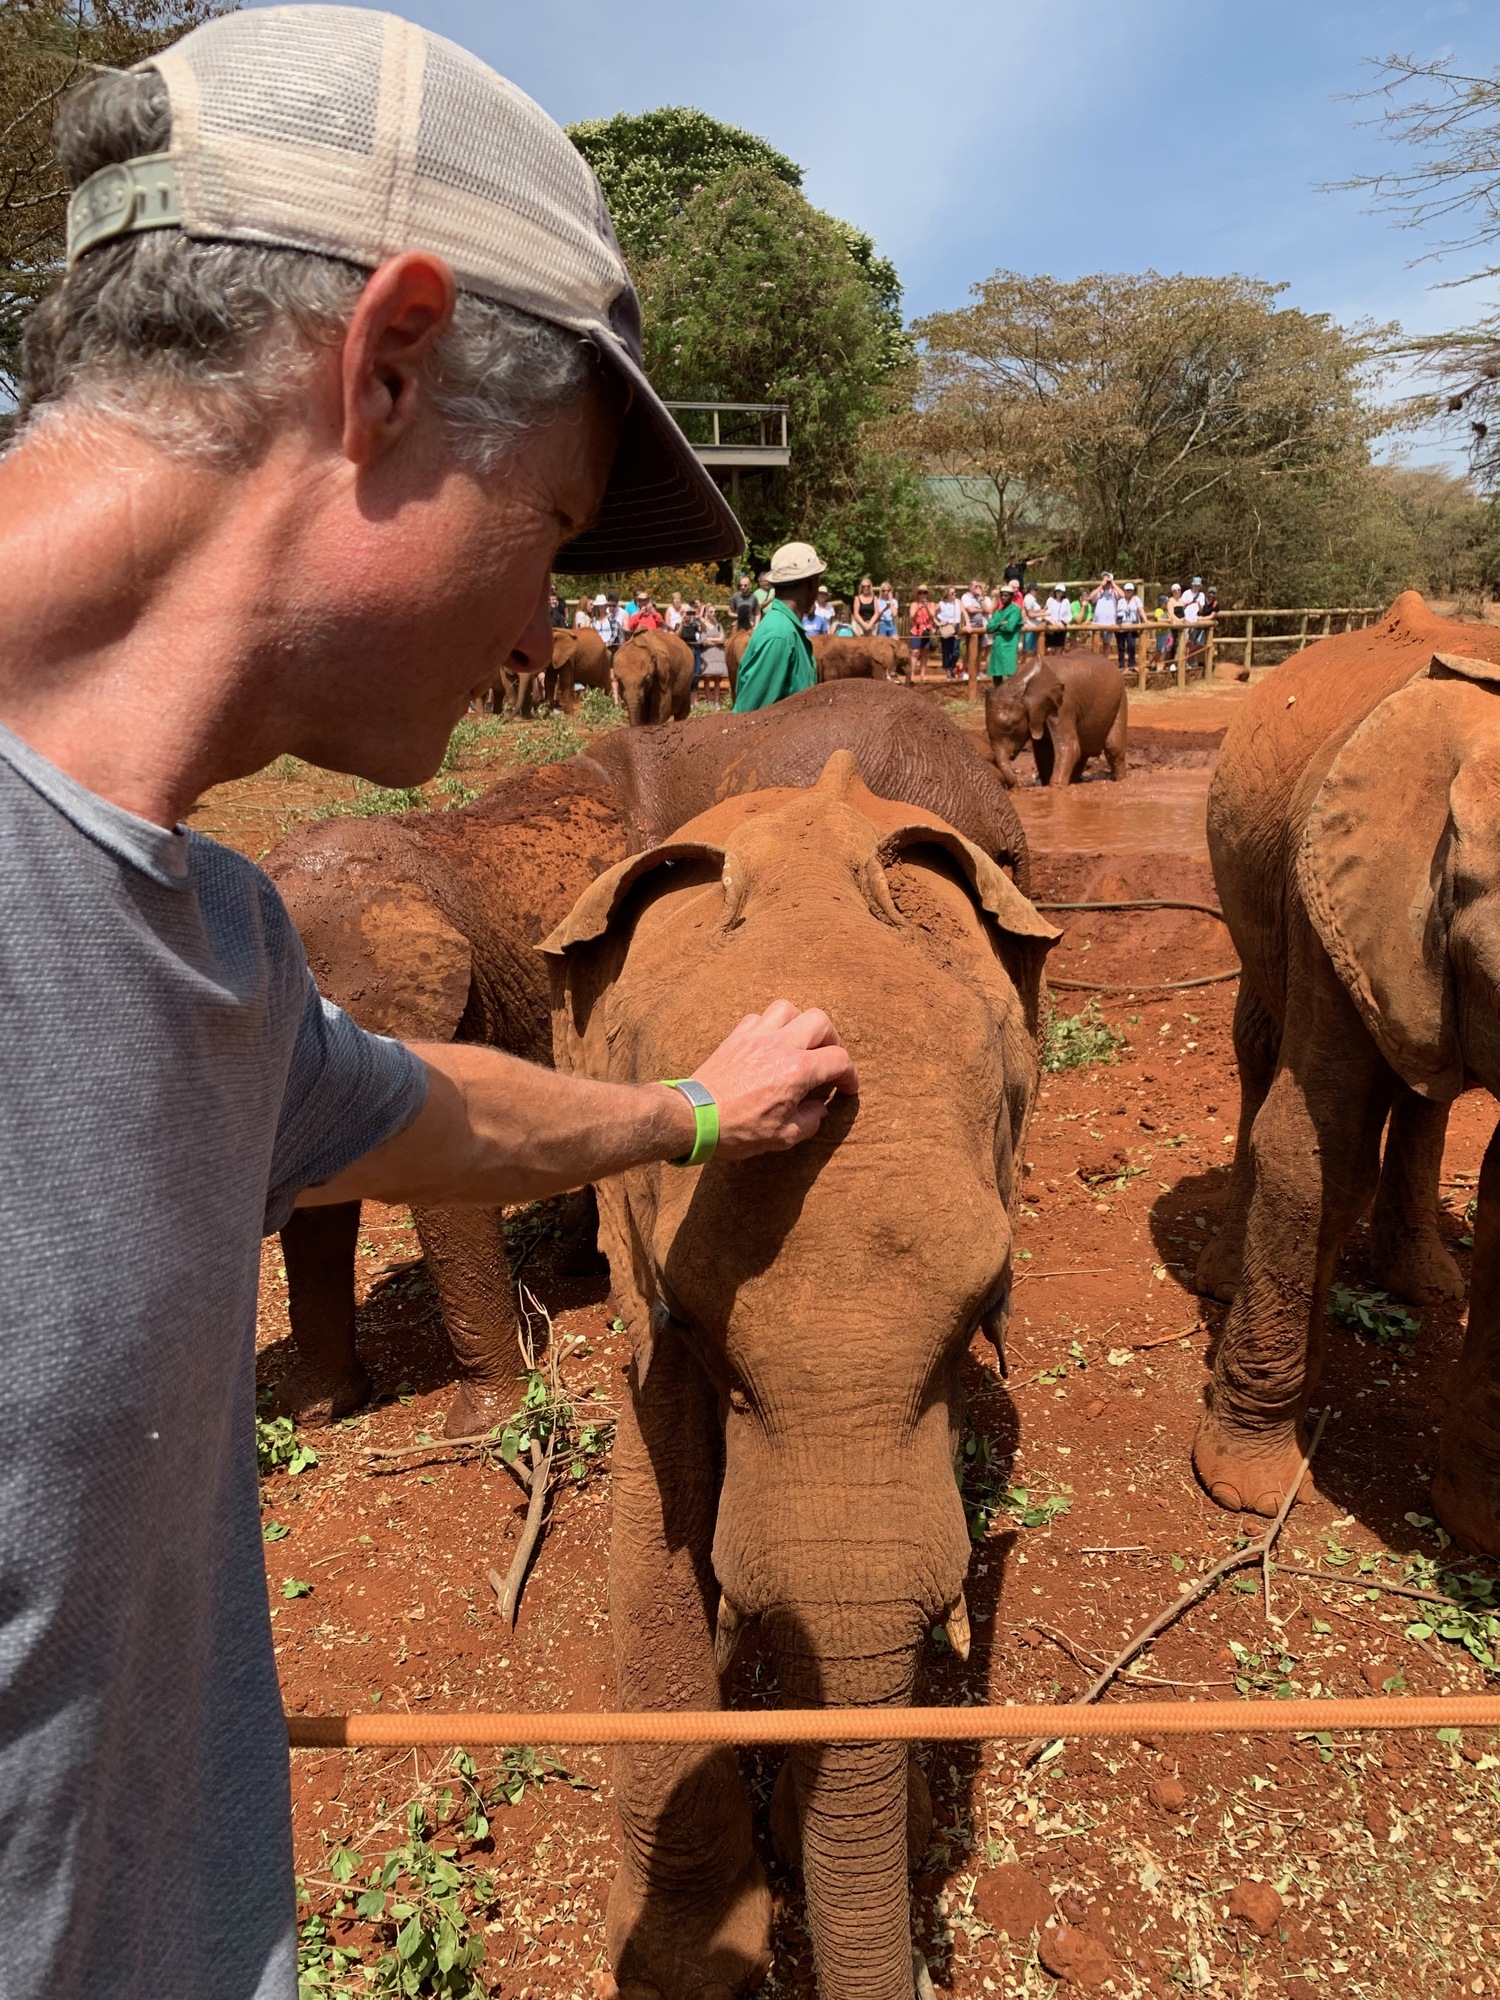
[1209,1482,1243,1510]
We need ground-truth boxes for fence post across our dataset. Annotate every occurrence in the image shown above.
[1175,622,1186,691]
[1322,612,1332,639]
[1137,631,1148,693]
[1204,619,1217,682]
[1243,614,1255,675]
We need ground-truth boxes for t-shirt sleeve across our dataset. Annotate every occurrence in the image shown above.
[263,971,429,1234]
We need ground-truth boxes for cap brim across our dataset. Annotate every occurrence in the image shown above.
[555,337,745,574]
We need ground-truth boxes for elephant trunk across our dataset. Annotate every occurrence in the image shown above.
[772,1608,923,2000]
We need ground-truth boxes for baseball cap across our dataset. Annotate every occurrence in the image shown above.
[63,5,743,573]
[767,541,826,584]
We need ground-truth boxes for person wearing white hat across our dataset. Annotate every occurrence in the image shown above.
[731,540,826,711]
[0,15,858,1995]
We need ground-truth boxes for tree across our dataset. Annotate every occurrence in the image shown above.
[904,271,1392,599]
[0,0,235,407]
[566,107,801,268]
[1339,55,1500,491]
[634,164,912,584]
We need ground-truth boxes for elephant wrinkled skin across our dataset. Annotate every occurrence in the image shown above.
[545,752,1057,2000]
[615,630,695,726]
[267,682,1030,1431]
[1195,592,1500,1553]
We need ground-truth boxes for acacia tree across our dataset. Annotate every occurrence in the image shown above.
[907,271,1390,595]
[0,0,234,406]
[1341,55,1500,489]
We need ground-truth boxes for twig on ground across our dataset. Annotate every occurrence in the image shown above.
[1270,1564,1472,1609]
[1017,1409,1331,1766]
[1264,1410,1330,1623]
[365,1432,531,1491]
[1081,1545,1148,1555]
[1015,1266,1127,1284]
[489,1436,555,1628]
[1030,1621,1230,1690]
[1128,1324,1207,1352]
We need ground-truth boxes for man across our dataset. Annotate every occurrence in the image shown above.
[732,542,824,711]
[1002,550,1042,592]
[985,580,1025,682]
[728,570,759,631]
[1115,580,1145,674]
[0,14,856,1997]
[626,592,665,634]
[753,568,775,615]
[548,588,569,629]
[1089,572,1119,656]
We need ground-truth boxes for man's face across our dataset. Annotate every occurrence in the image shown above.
[283,370,624,785]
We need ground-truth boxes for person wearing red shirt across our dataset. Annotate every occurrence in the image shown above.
[626,593,666,633]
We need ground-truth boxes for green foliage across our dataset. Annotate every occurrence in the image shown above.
[492,1743,590,1806]
[1043,999,1126,1072]
[280,1577,312,1599]
[256,1411,318,1478]
[1325,1285,1422,1352]
[578,685,620,727]
[567,106,802,267]
[958,1432,1071,1539]
[0,0,237,406]
[497,1369,613,1486]
[1401,1558,1500,1672]
[310,782,428,822]
[507,713,584,766]
[1227,1640,1298,1698]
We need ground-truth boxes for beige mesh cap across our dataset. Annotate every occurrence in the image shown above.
[90,5,744,571]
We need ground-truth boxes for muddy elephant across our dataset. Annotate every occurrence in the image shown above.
[266,762,629,1431]
[583,678,1031,888]
[544,752,1057,2000]
[269,681,1031,1431]
[725,625,750,698]
[983,655,1127,786]
[1192,591,1500,1552]
[615,629,694,726]
[545,626,612,713]
[812,634,899,682]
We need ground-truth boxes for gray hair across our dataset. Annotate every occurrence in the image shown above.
[19,68,595,468]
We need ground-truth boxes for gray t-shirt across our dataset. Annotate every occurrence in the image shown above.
[0,723,428,1997]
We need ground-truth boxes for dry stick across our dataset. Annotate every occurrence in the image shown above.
[365,1433,531,1493]
[1015,1266,1128,1284]
[1270,1564,1477,1610]
[1035,898,1229,922]
[1128,1324,1207,1352]
[1049,969,1241,993]
[1018,1409,1331,1768]
[488,1436,555,1627]
[1031,1620,1230,1690]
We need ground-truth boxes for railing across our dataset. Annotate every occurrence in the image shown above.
[661,401,790,468]
[1209,607,1379,674]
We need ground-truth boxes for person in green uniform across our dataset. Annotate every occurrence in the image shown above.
[985,580,1025,681]
[732,541,825,712]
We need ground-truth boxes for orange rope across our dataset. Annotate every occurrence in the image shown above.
[287,1696,1500,1750]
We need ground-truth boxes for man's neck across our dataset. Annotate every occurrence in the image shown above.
[0,416,310,827]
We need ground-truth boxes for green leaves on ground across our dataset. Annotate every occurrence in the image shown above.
[256,1412,318,1478]
[497,1369,613,1486]
[1043,1000,1126,1072]
[507,714,585,767]
[958,1432,1071,1540]
[1325,1285,1422,1353]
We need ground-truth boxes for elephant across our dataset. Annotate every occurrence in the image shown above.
[812,634,900,682]
[615,629,695,726]
[1190,590,1500,1552]
[544,625,613,713]
[982,654,1127,786]
[581,678,1031,889]
[543,750,1057,2000]
[268,679,1031,1430]
[725,625,750,698]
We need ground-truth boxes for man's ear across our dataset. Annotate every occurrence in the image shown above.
[340,252,458,466]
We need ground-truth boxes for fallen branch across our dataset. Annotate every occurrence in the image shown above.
[1030,1621,1230,1690]
[1128,1324,1207,1351]
[1015,1266,1127,1283]
[488,1436,555,1627]
[1034,898,1229,922]
[1018,1409,1330,1766]
[1270,1564,1474,1610]
[1049,970,1240,993]
[365,1431,531,1491]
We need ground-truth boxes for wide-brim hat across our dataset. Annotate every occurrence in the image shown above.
[768,541,826,584]
[69,6,743,573]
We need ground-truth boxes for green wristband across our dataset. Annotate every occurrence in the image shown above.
[662,1079,719,1167]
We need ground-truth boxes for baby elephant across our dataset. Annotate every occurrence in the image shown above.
[615,629,695,726]
[984,655,1127,785]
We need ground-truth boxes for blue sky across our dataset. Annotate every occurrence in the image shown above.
[332,0,1500,463]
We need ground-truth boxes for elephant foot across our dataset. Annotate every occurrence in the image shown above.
[1432,1435,1500,1557]
[270,1356,371,1427]
[606,1853,771,2000]
[1192,1409,1315,1518]
[441,1376,513,1439]
[1368,1226,1466,1306]
[1193,1231,1241,1303]
[770,1752,932,1873]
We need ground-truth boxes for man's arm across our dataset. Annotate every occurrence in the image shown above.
[299,1000,857,1211]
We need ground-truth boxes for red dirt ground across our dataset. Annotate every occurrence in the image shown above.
[204,695,1500,2000]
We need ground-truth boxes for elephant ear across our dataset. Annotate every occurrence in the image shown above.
[335,889,472,1040]
[877,823,1059,1039]
[538,841,727,955]
[1295,657,1500,1098]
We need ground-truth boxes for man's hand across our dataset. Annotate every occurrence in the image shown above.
[689,999,858,1159]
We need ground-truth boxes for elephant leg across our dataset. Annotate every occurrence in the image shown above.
[1194,928,1397,1516]
[1434,1118,1500,1555]
[1368,1089,1464,1304]
[409,1204,521,1438]
[554,1185,608,1276]
[274,1202,370,1424]
[607,1322,770,2000]
[1104,703,1128,780]
[1052,726,1083,784]
[1196,981,1280,1302]
[1031,732,1056,786]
